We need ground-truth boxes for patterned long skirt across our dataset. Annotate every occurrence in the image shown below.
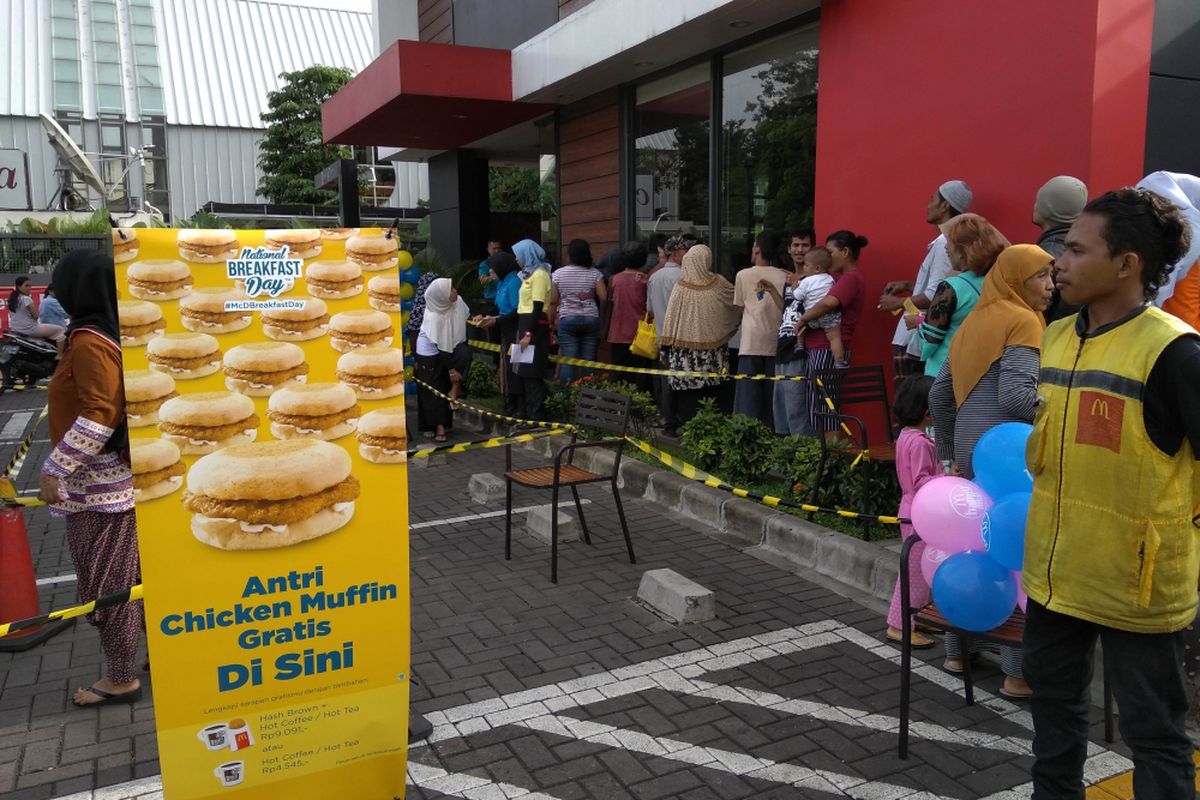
[66,510,143,685]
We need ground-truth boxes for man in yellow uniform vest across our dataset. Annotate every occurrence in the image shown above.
[1023,188,1200,798]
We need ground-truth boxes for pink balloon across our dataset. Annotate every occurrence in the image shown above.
[911,477,993,554]
[920,546,950,586]
[1013,570,1028,613]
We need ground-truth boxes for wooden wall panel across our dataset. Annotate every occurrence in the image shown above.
[418,0,453,43]
[557,90,622,263]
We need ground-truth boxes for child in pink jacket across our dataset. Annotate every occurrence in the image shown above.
[886,375,940,647]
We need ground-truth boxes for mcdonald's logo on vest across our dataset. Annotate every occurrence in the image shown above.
[1076,390,1124,453]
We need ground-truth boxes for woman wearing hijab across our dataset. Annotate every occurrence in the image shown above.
[415,277,471,442]
[39,251,142,707]
[512,239,552,421]
[405,270,439,359]
[658,245,741,424]
[929,243,1055,699]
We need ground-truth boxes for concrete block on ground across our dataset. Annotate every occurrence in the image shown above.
[636,568,716,624]
[646,471,691,510]
[720,498,774,546]
[616,459,654,495]
[410,452,447,469]
[679,482,727,527]
[524,504,580,544]
[468,472,506,505]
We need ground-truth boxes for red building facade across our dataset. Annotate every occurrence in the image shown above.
[325,0,1160,394]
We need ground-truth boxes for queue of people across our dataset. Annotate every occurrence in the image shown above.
[456,227,868,436]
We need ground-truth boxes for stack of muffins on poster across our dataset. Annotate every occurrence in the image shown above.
[116,228,414,552]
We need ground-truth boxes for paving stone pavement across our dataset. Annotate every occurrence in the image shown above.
[0,388,1131,799]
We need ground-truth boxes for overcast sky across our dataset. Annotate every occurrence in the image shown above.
[266,0,373,12]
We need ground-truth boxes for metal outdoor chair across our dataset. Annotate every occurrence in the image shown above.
[807,366,896,535]
[503,388,636,583]
[896,533,1114,758]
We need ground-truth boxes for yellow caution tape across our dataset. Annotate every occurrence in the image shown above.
[0,584,144,639]
[408,428,570,459]
[3,406,48,480]
[622,435,905,525]
[467,339,806,381]
[412,377,578,432]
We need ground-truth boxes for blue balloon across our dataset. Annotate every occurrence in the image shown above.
[981,492,1032,571]
[973,422,1033,499]
[402,267,422,285]
[932,551,1018,632]
[401,298,414,311]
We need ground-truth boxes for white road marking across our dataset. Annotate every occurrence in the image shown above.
[416,620,1131,798]
[36,573,77,586]
[1,411,34,439]
[407,761,561,799]
[52,619,1132,800]
[520,713,923,799]
[411,500,591,530]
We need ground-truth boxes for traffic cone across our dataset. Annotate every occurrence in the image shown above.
[0,506,71,652]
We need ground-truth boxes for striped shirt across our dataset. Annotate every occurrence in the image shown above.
[552,265,603,318]
[929,345,1040,478]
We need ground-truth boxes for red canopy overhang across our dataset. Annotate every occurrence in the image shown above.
[321,40,556,149]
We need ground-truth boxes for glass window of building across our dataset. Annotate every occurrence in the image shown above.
[141,118,170,219]
[718,26,819,275]
[99,119,128,209]
[92,0,124,114]
[130,2,165,116]
[50,3,82,112]
[632,63,710,243]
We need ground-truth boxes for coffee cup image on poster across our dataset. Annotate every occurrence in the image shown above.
[116,229,412,799]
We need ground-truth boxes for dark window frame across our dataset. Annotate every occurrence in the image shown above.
[618,8,821,271]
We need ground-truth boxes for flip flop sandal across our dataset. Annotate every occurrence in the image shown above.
[887,633,936,649]
[73,685,143,708]
[1000,685,1033,700]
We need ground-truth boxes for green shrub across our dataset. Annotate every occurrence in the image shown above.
[465,357,498,398]
[773,434,902,518]
[679,399,730,471]
[719,414,776,485]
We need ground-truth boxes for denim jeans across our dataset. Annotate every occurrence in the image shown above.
[557,316,601,383]
[773,357,814,436]
[1024,599,1194,799]
[733,354,775,426]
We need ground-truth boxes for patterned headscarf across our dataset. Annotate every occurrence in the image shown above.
[405,271,438,334]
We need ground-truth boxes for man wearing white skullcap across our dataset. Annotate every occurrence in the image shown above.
[1033,175,1089,322]
[880,180,973,378]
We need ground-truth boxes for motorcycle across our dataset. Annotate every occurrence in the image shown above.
[0,331,59,393]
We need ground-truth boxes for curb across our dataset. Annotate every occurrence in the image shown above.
[453,405,898,603]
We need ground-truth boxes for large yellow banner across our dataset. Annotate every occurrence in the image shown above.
[116,227,411,799]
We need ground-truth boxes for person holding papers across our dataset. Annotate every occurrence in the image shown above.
[512,239,552,423]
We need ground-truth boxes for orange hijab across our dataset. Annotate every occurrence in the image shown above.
[949,244,1051,406]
